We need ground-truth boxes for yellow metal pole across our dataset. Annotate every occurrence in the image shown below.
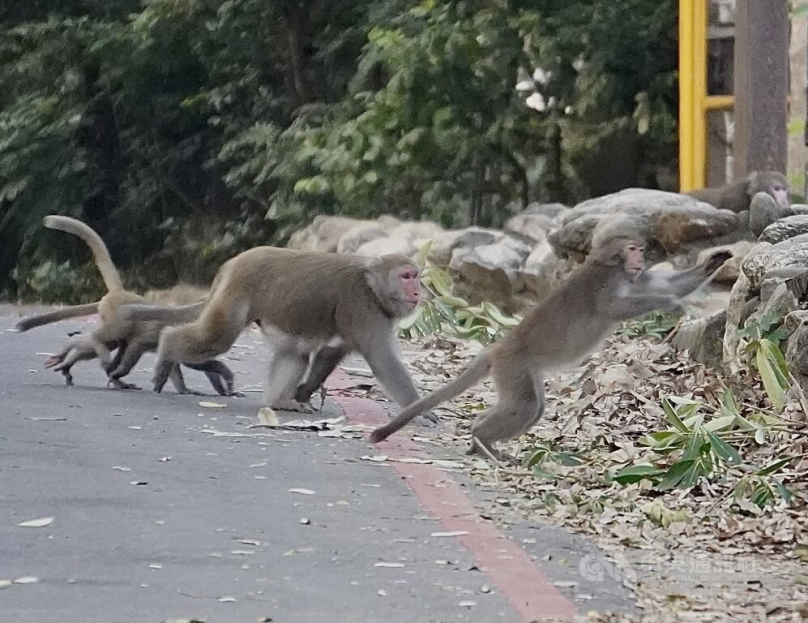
[692,0,707,190]
[679,0,695,191]
[679,0,713,192]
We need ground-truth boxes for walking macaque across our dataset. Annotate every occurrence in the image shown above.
[369,222,732,462]
[687,170,789,213]
[14,216,236,396]
[121,248,429,416]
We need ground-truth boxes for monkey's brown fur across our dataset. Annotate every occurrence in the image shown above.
[14,216,236,396]
[370,222,732,461]
[129,247,424,413]
[687,170,788,213]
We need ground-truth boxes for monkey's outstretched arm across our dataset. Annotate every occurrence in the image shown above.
[604,294,684,321]
[637,251,732,299]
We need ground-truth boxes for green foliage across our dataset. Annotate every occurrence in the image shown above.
[398,242,521,345]
[739,312,791,410]
[617,311,679,339]
[1,0,679,300]
[610,389,796,509]
[523,442,584,480]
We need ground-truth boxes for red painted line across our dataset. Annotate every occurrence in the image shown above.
[327,371,577,622]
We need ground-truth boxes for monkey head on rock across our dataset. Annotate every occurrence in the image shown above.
[687,170,789,213]
[369,220,732,463]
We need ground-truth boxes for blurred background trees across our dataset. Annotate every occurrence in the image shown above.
[0,0,678,301]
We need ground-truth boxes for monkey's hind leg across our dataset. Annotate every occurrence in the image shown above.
[264,338,314,413]
[467,369,545,465]
[294,344,347,403]
[184,360,246,397]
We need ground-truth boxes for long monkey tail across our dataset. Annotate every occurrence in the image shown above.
[369,351,492,443]
[117,301,207,325]
[15,303,100,332]
[43,215,123,293]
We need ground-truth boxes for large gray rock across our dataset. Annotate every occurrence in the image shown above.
[525,202,569,219]
[427,227,503,266]
[336,222,392,255]
[672,310,728,370]
[448,239,533,313]
[758,215,808,244]
[355,237,418,258]
[741,234,808,287]
[287,216,365,253]
[551,189,739,257]
[504,213,553,243]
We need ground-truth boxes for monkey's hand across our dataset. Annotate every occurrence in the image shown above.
[702,250,733,275]
[44,355,64,369]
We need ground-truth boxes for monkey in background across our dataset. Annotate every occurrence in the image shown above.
[14,216,237,396]
[370,221,732,462]
[687,170,788,213]
[118,248,434,420]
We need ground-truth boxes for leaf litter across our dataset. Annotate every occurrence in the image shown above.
[390,333,808,622]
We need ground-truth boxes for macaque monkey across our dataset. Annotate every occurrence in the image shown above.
[369,222,732,462]
[15,216,236,396]
[121,248,429,416]
[687,170,789,213]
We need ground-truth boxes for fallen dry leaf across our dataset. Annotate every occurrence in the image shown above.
[16,517,53,528]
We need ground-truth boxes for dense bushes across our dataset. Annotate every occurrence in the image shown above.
[0,0,677,302]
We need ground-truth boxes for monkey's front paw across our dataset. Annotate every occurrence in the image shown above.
[227,390,246,398]
[293,384,318,404]
[109,379,142,391]
[704,250,733,273]
[44,356,64,369]
[178,389,207,396]
[270,398,316,414]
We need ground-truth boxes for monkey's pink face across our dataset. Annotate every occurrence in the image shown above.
[771,183,789,208]
[397,266,422,310]
[623,242,645,277]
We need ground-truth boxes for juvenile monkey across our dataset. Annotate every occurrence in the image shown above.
[15,216,236,395]
[369,222,732,461]
[123,248,429,416]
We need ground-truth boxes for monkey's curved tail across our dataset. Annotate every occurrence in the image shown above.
[15,303,100,332]
[118,301,207,325]
[43,215,123,293]
[369,353,491,443]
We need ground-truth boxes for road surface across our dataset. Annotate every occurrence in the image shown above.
[0,308,632,622]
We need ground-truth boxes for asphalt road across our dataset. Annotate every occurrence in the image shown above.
[0,309,632,622]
